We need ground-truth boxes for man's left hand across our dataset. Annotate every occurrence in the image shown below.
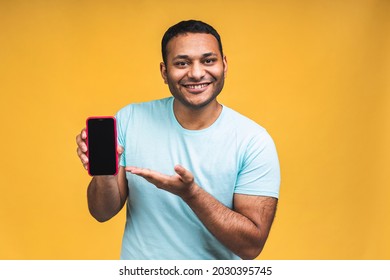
[125,165,199,199]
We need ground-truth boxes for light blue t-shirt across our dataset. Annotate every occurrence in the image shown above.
[116,97,280,260]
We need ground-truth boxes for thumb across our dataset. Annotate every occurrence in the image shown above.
[117,145,124,156]
[117,146,124,166]
[174,165,194,184]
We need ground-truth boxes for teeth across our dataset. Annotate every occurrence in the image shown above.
[186,83,208,89]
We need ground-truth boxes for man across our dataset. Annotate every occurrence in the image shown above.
[76,20,280,260]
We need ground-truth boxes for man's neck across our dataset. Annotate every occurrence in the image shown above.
[173,99,223,130]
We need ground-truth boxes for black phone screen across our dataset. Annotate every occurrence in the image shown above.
[86,117,118,176]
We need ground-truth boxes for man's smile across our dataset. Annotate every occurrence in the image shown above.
[184,83,210,89]
[180,81,214,94]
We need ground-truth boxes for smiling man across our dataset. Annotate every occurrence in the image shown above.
[76,20,280,260]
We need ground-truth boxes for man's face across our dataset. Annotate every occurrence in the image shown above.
[160,33,227,110]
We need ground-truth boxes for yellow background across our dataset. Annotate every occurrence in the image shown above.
[1,0,389,259]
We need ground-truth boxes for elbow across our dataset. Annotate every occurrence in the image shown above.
[94,215,111,223]
[239,246,263,260]
[237,238,265,260]
[88,205,114,223]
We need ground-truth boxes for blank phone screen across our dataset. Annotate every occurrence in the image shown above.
[87,117,117,176]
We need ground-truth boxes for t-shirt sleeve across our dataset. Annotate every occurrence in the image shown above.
[234,130,281,198]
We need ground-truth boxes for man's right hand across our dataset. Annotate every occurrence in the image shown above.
[76,127,128,222]
[76,128,124,172]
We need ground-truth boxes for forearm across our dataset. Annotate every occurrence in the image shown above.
[182,186,263,259]
[87,175,126,222]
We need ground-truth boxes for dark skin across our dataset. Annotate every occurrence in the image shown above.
[76,32,278,259]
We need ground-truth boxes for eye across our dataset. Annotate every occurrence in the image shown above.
[204,58,217,65]
[174,61,188,68]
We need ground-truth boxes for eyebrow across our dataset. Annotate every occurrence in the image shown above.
[173,52,218,60]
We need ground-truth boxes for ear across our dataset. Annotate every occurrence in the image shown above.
[160,62,168,84]
[223,55,228,78]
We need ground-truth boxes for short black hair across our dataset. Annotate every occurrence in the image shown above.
[161,20,223,64]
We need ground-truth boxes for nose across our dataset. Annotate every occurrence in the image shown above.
[188,62,205,81]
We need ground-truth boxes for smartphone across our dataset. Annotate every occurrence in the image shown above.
[86,116,118,176]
